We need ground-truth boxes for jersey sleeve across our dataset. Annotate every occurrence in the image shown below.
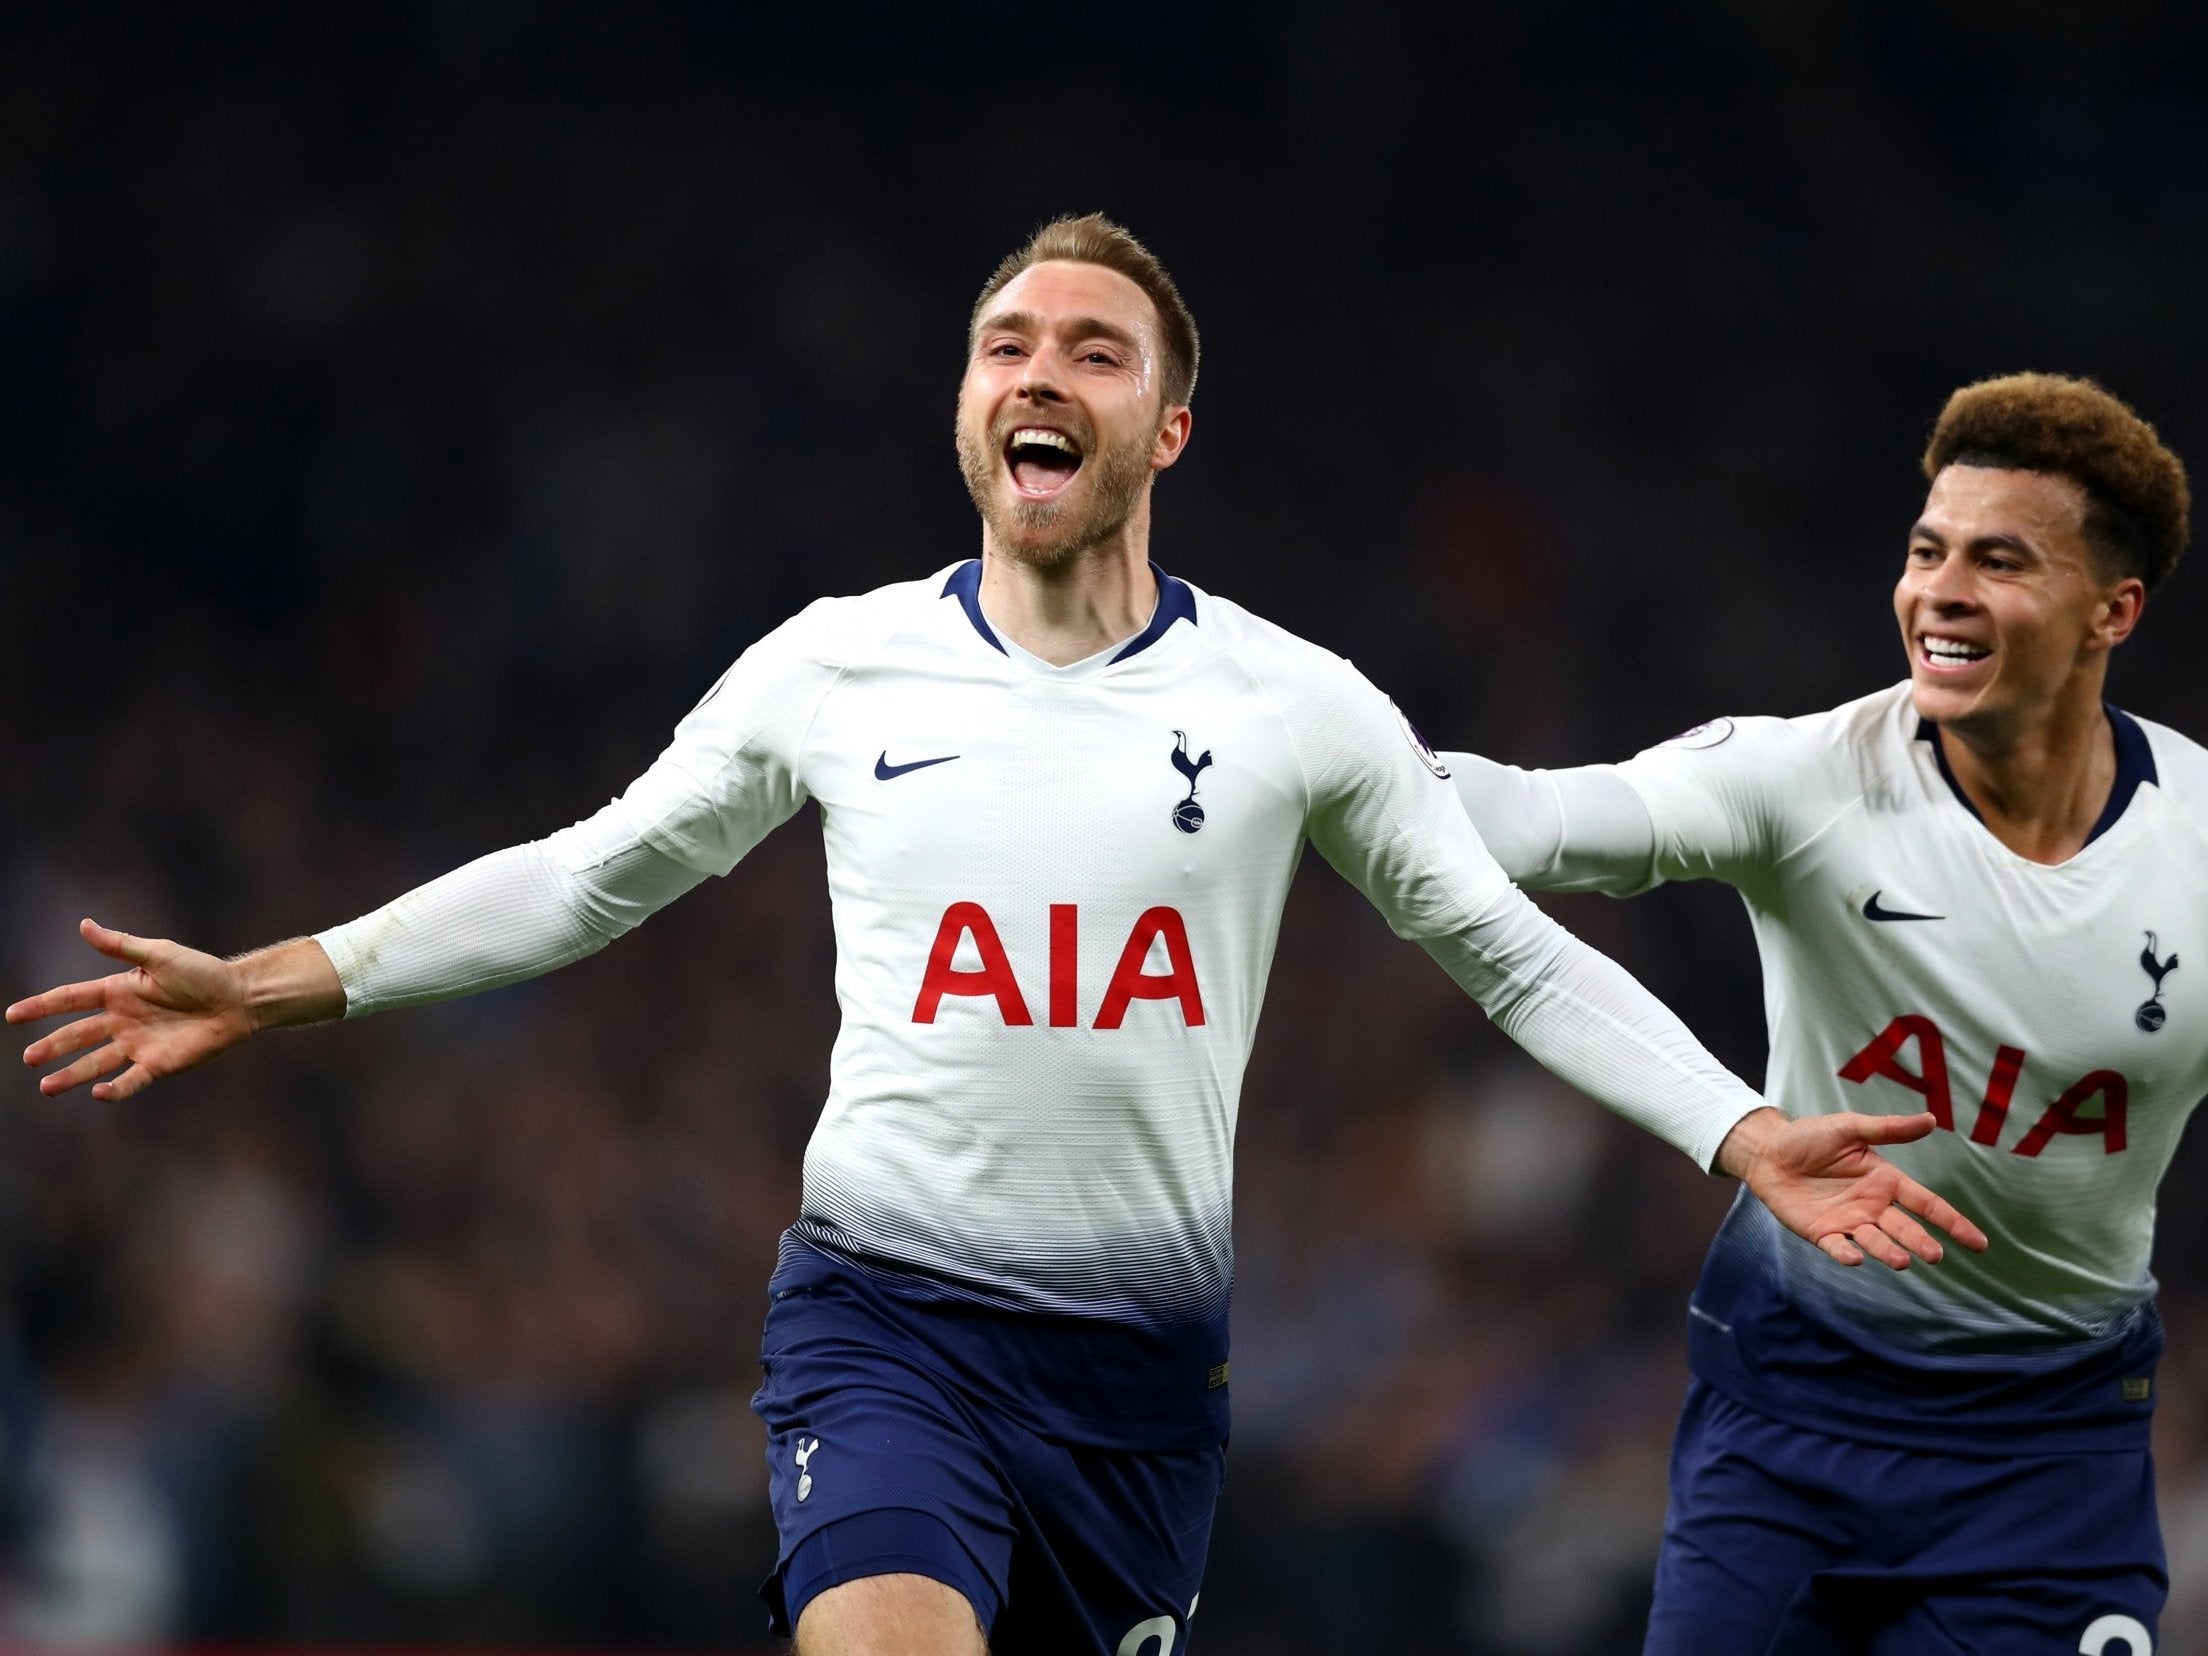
[613,600,842,874]
[314,602,844,1014]
[1278,654,1764,1169]
[1442,752,1662,895]
[1605,715,1805,891]
[314,835,708,1017]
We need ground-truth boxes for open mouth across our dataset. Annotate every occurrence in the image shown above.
[1918,634,1992,673]
[1004,426,1084,501]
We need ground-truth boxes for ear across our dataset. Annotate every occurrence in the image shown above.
[1151,405,1193,472]
[2092,575,2147,652]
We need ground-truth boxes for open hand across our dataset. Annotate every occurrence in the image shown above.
[6,919,256,1101]
[1726,1108,1990,1269]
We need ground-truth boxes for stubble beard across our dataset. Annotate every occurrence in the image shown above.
[956,413,1156,571]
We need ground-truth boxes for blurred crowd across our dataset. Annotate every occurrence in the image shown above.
[7,2,2208,1651]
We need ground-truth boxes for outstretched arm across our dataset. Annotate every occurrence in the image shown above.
[1441,752,1663,893]
[1442,737,1972,1263]
[12,821,710,1100]
[1446,904,1985,1269]
[12,606,835,1102]
[8,920,341,1100]
[1289,665,1983,1270]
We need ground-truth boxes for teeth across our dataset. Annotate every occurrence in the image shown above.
[1008,429,1076,454]
[1924,638,1990,661]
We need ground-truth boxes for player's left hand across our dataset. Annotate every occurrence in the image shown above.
[1722,1107,1990,1269]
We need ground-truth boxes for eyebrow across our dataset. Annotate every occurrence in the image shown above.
[1909,522,2043,560]
[973,309,1143,354]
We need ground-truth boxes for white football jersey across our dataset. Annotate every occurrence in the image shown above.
[1607,682,2208,1372]
[317,560,1775,1444]
[575,561,1756,1334]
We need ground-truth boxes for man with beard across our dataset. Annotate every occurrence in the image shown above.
[1445,373,2194,1654]
[8,216,1983,1656]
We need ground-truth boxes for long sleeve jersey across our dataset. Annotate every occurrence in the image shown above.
[320,562,1766,1446]
[1448,682,2208,1451]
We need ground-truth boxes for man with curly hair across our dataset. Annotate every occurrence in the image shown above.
[1450,372,2195,1654]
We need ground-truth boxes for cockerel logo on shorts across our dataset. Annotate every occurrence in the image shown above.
[795,1436,820,1502]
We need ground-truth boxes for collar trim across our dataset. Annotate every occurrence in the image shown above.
[1110,566,1199,662]
[939,560,1199,661]
[941,559,1004,654]
[1914,705,2157,847]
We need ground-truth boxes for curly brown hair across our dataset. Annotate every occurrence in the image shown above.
[971,214,1200,408]
[1923,372,2190,589]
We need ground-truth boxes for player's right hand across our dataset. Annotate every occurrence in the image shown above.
[6,918,255,1101]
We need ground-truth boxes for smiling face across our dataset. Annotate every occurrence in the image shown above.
[1894,464,2145,740]
[955,259,1190,569]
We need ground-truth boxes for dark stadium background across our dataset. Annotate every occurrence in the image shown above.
[6,2,2208,1651]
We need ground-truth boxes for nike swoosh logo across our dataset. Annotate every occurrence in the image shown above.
[1862,890,1944,923]
[875,751,960,780]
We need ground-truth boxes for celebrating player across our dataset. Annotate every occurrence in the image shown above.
[1448,372,2192,1654]
[9,217,1981,1656]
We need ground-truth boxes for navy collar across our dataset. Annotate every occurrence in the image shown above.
[940,560,1199,663]
[942,558,1003,653]
[1915,705,2156,848]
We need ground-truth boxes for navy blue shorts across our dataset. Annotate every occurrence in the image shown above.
[751,1260,1225,1655]
[1646,1380,2165,1655]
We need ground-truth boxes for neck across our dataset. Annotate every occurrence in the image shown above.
[1935,687,2115,865]
[977,504,1157,666]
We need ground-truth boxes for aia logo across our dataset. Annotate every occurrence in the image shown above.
[913,903,1205,1029]
[1839,1015,2128,1155]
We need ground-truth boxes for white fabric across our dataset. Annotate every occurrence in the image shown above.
[1443,752,1659,892]
[318,831,706,1016]
[1455,682,2208,1354]
[319,566,1765,1323]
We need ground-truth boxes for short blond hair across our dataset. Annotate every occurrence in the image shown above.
[972,214,1200,407]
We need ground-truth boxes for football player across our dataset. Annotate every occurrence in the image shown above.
[1448,372,2191,1655]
